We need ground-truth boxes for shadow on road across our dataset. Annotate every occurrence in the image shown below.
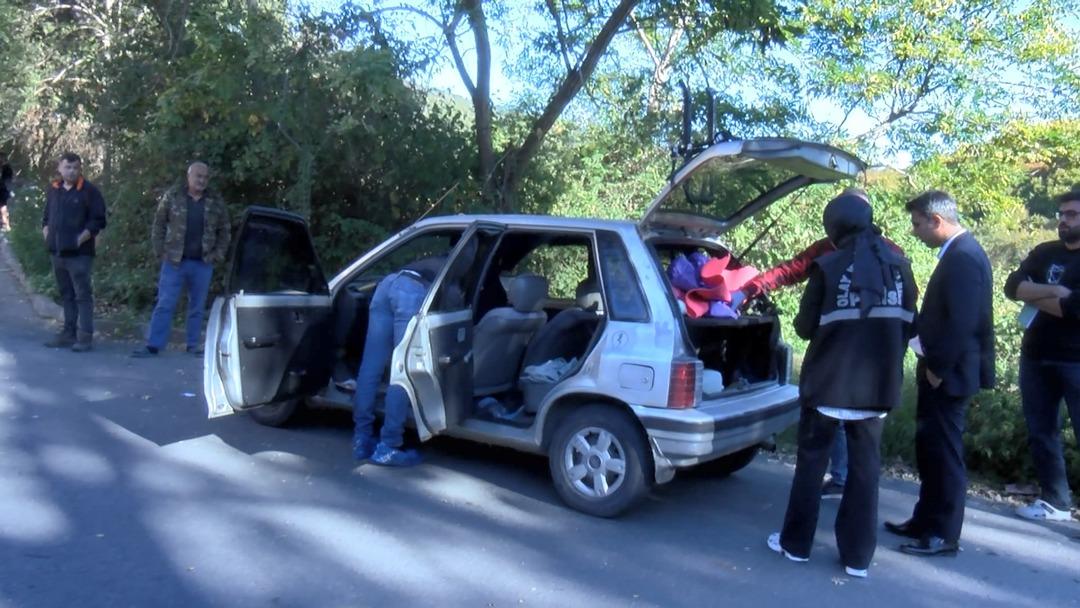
[2,281,1079,606]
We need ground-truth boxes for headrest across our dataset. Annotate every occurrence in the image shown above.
[508,274,548,313]
[575,278,603,313]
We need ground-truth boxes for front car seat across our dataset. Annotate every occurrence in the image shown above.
[472,274,549,396]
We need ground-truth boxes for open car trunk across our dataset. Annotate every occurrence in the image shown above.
[683,315,783,397]
[648,237,789,397]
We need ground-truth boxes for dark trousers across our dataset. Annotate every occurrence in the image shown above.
[911,366,971,543]
[1019,356,1080,510]
[780,407,884,570]
[51,254,94,336]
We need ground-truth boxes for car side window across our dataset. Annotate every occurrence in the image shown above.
[512,240,592,301]
[596,231,649,322]
[351,229,461,286]
[430,227,503,313]
[232,215,327,295]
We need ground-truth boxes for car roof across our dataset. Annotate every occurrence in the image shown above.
[411,214,641,234]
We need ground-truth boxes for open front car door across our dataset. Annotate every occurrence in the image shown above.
[203,206,333,418]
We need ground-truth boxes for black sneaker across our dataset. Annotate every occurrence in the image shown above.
[821,480,845,500]
[130,346,159,358]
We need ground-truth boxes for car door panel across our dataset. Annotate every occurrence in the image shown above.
[203,207,332,418]
[403,223,504,437]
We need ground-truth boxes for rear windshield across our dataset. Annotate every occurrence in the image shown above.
[661,156,804,221]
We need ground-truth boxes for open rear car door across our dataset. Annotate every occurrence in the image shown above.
[203,206,333,418]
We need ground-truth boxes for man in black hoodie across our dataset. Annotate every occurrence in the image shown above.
[768,193,917,579]
[41,152,107,352]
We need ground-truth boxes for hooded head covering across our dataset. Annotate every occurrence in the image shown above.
[822,194,891,317]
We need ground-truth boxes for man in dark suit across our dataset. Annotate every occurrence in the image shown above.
[886,190,995,557]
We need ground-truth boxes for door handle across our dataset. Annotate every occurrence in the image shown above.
[243,334,281,349]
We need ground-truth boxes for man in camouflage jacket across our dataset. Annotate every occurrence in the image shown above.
[132,162,230,357]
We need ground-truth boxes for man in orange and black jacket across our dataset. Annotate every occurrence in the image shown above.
[41,152,107,352]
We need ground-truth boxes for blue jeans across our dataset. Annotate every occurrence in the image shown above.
[146,259,214,350]
[829,424,848,485]
[1020,356,1080,510]
[353,272,429,448]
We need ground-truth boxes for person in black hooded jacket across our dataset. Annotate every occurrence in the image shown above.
[768,193,917,579]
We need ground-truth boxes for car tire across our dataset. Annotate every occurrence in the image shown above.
[247,399,303,427]
[693,445,759,477]
[547,404,651,518]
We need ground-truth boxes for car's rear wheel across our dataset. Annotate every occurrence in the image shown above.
[548,404,650,517]
[247,399,303,427]
[692,445,759,477]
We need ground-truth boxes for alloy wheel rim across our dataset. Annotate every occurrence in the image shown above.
[563,426,627,498]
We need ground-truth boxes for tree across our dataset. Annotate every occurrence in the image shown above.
[792,0,1080,158]
[359,0,791,211]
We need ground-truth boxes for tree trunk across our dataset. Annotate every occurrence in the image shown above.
[463,0,496,203]
[498,0,640,210]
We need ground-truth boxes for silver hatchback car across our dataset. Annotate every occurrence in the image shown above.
[203,137,865,516]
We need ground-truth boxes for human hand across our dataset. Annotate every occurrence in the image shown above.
[729,290,747,310]
[77,230,91,246]
[42,226,48,240]
[926,369,942,388]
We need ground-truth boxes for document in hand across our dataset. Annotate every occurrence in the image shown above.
[908,336,924,357]
[1018,304,1038,329]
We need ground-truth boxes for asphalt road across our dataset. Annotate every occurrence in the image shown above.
[1,250,1079,608]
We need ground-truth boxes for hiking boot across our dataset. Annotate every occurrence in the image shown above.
[130,346,159,358]
[821,479,845,500]
[352,435,377,461]
[44,332,76,348]
[71,332,93,352]
[370,442,422,467]
[1016,499,1075,522]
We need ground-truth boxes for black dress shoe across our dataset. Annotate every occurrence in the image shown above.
[899,536,959,557]
[884,518,923,539]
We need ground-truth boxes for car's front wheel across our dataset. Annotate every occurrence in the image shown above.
[247,399,303,427]
[548,404,651,517]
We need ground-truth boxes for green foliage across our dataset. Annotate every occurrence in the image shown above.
[792,0,1080,157]
[6,186,56,295]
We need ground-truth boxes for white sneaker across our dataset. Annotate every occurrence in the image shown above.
[844,566,868,578]
[767,532,809,562]
[1016,499,1075,522]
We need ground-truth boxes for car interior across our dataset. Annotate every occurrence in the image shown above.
[321,228,607,429]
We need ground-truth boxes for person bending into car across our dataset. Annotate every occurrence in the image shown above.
[352,255,446,467]
[730,188,907,501]
[767,193,916,579]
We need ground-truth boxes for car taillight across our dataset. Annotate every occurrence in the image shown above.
[668,361,700,409]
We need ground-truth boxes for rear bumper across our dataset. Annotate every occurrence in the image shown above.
[632,383,800,469]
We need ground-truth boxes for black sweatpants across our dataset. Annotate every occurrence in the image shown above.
[780,407,884,570]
